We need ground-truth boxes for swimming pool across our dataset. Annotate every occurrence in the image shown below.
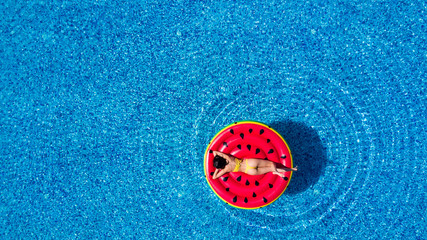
[1,0,425,239]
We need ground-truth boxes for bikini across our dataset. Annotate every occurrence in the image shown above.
[232,158,257,173]
[245,159,257,173]
[233,158,242,172]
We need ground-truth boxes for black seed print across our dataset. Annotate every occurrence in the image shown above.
[240,133,244,139]
[269,183,273,188]
[244,197,248,203]
[268,149,274,154]
[236,176,241,182]
[223,177,228,182]
[249,129,253,133]
[267,139,271,143]
[281,155,286,159]
[223,142,228,147]
[255,181,259,186]
[283,177,289,181]
[253,192,257,197]
[264,158,268,160]
[263,197,267,203]
[230,129,234,134]
[256,148,260,154]
[260,129,265,135]
[233,196,237,202]
[247,145,251,151]
[234,122,237,124]
[226,188,229,191]
[210,172,214,176]
[245,180,250,186]
[209,150,213,153]
[237,144,241,150]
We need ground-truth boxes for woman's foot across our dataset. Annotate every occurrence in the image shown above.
[292,166,298,171]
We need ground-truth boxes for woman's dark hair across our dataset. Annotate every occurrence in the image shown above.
[213,155,227,169]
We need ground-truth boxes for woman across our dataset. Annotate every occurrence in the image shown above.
[212,150,297,179]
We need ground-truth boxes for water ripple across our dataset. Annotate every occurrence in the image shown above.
[192,77,378,231]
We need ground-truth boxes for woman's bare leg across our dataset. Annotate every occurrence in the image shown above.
[246,167,272,175]
[262,164,287,177]
[272,171,285,177]
[247,167,294,177]
[244,159,297,177]
[277,166,298,172]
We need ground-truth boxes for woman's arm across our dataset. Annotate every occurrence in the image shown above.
[213,150,228,158]
[213,168,228,179]
[212,151,230,179]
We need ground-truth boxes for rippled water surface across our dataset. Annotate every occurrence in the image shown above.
[1,0,426,239]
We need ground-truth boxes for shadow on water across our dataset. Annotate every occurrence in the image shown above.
[270,120,327,195]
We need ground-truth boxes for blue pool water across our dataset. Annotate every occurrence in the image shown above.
[1,0,426,239]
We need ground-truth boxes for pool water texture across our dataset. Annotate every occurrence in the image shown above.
[1,0,425,239]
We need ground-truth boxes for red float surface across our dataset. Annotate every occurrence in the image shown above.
[204,121,293,209]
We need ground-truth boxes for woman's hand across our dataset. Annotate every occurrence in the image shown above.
[212,150,220,157]
[212,168,220,179]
